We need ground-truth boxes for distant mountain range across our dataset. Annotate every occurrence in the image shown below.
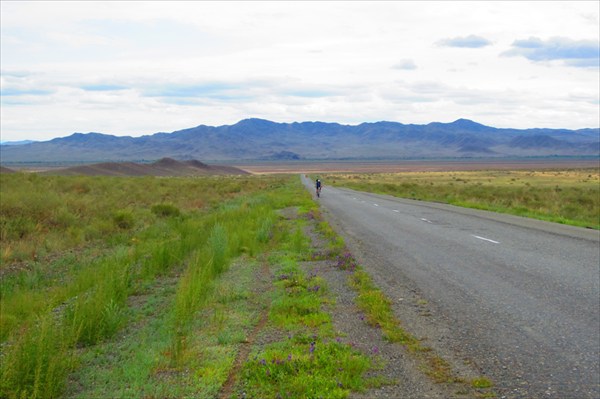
[0,140,36,146]
[1,118,598,164]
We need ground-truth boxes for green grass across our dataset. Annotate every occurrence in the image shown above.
[322,169,600,229]
[350,268,422,351]
[236,248,383,398]
[240,336,374,399]
[0,173,275,265]
[269,259,331,330]
[64,256,260,399]
[0,173,300,398]
[0,173,383,399]
[471,376,493,389]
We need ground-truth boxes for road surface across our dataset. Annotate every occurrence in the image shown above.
[302,176,600,398]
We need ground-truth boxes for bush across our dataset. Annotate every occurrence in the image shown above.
[112,211,134,230]
[151,203,181,218]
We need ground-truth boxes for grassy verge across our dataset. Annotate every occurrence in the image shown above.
[320,169,600,229]
[235,236,386,398]
[1,174,386,398]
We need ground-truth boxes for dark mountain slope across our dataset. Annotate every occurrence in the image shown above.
[1,118,598,164]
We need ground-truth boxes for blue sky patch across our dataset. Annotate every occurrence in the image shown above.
[437,35,491,48]
[1,88,54,96]
[504,37,599,67]
[81,84,129,91]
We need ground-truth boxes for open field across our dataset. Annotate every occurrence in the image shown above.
[1,173,298,397]
[320,168,600,229]
[0,173,420,399]
[235,158,599,174]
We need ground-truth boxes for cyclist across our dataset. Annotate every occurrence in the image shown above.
[315,178,322,197]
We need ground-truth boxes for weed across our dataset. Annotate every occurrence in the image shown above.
[335,251,358,271]
[240,338,373,399]
[471,376,493,388]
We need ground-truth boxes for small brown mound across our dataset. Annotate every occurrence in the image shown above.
[152,157,181,167]
[184,160,210,169]
[42,159,249,177]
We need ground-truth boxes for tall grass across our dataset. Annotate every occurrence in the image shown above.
[0,173,274,265]
[0,173,296,399]
[166,185,311,369]
[0,314,77,399]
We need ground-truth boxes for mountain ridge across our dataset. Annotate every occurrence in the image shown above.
[1,118,598,164]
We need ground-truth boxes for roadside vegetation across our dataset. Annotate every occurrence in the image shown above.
[0,172,388,398]
[321,169,600,229]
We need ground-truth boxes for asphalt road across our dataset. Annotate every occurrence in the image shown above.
[302,176,600,398]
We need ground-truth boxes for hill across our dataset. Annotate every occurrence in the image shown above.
[40,158,249,176]
[1,118,598,164]
[0,166,16,174]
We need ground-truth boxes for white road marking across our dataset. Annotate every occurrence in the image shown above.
[373,203,379,207]
[420,218,433,224]
[472,235,500,244]
[393,210,399,213]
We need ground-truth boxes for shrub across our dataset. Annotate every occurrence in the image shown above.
[112,211,134,230]
[151,203,181,218]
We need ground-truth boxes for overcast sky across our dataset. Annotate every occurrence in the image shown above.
[1,1,599,142]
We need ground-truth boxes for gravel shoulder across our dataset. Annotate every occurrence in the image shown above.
[298,210,467,398]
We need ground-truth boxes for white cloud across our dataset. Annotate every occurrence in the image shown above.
[1,1,599,141]
[392,60,418,70]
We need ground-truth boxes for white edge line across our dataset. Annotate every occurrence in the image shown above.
[472,235,500,244]
[373,203,379,207]
[393,210,399,213]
